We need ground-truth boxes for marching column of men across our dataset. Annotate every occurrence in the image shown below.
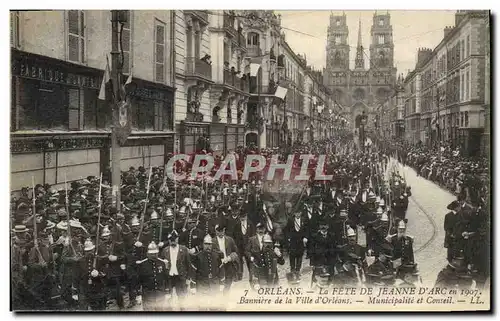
[10,136,489,311]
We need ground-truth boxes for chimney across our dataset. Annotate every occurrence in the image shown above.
[455,10,467,26]
[443,26,454,38]
[417,48,433,67]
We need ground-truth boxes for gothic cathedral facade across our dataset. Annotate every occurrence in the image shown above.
[324,12,397,133]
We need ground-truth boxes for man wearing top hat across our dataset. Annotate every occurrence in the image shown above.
[212,223,239,294]
[191,234,225,296]
[434,251,473,288]
[160,230,192,302]
[232,211,256,283]
[284,209,309,278]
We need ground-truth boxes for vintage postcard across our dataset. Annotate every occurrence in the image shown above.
[10,9,490,312]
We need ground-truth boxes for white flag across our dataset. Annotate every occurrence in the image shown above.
[274,86,288,100]
[98,56,111,101]
[250,63,261,77]
[125,70,133,85]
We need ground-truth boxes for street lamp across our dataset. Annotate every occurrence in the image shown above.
[360,111,368,153]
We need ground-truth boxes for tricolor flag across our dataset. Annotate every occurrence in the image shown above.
[274,86,288,100]
[98,56,112,101]
[250,63,261,77]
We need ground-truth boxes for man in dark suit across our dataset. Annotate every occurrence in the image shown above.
[212,223,239,295]
[232,212,256,283]
[444,201,460,262]
[160,230,192,302]
[245,222,267,265]
[284,209,308,277]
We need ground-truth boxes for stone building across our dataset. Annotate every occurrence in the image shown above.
[324,12,397,134]
[402,10,490,156]
[10,10,176,192]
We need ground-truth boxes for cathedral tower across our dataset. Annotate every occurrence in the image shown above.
[369,11,394,70]
[326,12,350,71]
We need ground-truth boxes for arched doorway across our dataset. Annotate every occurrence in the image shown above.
[246,132,258,147]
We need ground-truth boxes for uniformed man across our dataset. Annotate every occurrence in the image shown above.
[191,235,225,296]
[77,238,107,311]
[387,220,415,273]
[97,225,124,309]
[124,215,143,308]
[179,215,204,255]
[252,235,285,289]
[136,242,169,311]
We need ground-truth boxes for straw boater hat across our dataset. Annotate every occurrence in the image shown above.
[12,225,29,233]
[347,227,356,237]
[130,215,140,227]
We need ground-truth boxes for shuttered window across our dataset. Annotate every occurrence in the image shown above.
[68,10,85,63]
[10,11,20,48]
[154,20,165,83]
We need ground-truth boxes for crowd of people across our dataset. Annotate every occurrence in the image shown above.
[10,133,490,311]
[380,140,489,208]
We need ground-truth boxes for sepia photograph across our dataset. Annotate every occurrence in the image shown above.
[8,8,491,312]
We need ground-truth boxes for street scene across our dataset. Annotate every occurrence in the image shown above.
[10,10,490,312]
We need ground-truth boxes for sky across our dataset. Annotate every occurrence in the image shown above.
[275,10,456,76]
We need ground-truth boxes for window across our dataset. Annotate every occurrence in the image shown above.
[465,71,469,100]
[194,31,201,58]
[68,10,85,63]
[11,11,20,48]
[223,41,230,64]
[336,20,340,26]
[461,39,465,61]
[378,34,385,45]
[247,32,259,46]
[461,74,465,101]
[464,111,469,127]
[68,88,83,130]
[155,20,166,83]
[378,19,384,26]
[460,112,464,127]
[121,11,131,74]
[335,36,341,44]
[466,35,470,57]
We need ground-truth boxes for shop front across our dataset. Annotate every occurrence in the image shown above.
[10,49,175,192]
[179,121,210,154]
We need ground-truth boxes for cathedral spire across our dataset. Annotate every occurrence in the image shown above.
[355,18,365,69]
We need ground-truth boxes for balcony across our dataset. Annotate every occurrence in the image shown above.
[247,46,262,58]
[237,31,247,50]
[184,10,209,25]
[223,15,237,38]
[185,57,212,81]
[223,69,250,93]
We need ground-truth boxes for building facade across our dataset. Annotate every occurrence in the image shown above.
[402,10,490,156]
[10,10,335,192]
[173,10,250,155]
[324,12,397,134]
[10,10,176,192]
